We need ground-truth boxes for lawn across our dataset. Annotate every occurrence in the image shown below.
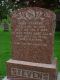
[54,32,60,71]
[0,29,60,77]
[0,30,11,77]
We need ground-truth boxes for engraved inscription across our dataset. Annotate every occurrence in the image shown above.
[11,7,56,63]
[42,73,49,80]
[26,9,35,20]
[11,68,49,80]
[13,21,52,47]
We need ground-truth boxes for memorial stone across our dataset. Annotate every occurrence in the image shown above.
[6,7,57,80]
[3,22,9,31]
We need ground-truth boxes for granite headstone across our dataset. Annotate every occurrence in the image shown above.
[6,7,57,80]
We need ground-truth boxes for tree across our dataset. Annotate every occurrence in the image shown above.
[26,0,58,9]
[0,0,18,21]
[0,0,58,22]
[0,0,26,21]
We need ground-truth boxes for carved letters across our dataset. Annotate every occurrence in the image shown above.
[11,68,49,80]
[11,7,56,63]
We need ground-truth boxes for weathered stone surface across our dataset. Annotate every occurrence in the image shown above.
[6,59,57,80]
[6,7,57,80]
[11,7,56,64]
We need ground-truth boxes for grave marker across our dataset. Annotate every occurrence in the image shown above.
[6,7,57,80]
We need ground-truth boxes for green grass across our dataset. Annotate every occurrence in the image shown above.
[0,30,11,77]
[0,28,60,77]
[54,32,60,71]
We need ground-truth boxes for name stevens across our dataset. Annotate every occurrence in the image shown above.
[11,68,49,80]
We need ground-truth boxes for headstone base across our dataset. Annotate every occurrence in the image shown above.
[6,59,57,80]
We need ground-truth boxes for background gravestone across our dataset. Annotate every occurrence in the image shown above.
[3,22,9,31]
[6,7,57,80]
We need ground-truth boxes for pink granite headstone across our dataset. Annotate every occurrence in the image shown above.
[6,7,57,80]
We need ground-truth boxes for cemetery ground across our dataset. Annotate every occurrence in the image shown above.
[0,28,60,77]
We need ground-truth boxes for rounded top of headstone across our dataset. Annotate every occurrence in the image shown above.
[11,7,56,63]
[11,7,56,21]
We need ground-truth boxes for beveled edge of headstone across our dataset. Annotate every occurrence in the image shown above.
[6,59,56,69]
[10,7,56,32]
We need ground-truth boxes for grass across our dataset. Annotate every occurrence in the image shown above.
[0,28,60,77]
[0,29,11,77]
[54,32,60,71]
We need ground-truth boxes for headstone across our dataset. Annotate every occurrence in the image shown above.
[3,22,9,31]
[6,7,57,80]
[10,7,55,64]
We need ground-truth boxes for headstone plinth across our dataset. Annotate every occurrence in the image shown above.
[7,59,57,80]
[6,7,57,80]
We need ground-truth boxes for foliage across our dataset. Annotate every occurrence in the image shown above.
[0,0,59,21]
[54,8,60,13]
[0,0,18,21]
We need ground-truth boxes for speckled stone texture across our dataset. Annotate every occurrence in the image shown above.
[11,7,56,64]
[6,59,57,80]
[6,7,57,80]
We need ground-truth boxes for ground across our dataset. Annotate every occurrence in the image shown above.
[0,29,11,77]
[0,28,60,77]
